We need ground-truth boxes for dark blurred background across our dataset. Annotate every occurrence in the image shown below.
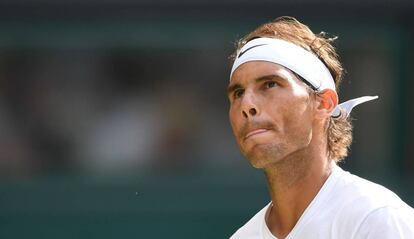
[0,0,413,238]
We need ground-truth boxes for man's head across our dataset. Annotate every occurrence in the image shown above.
[227,16,352,168]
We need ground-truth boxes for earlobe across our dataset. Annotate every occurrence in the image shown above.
[316,89,338,118]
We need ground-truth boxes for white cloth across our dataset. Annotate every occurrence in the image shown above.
[230,38,335,90]
[230,165,414,239]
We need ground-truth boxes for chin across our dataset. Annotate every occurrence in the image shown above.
[244,143,288,169]
[249,158,270,169]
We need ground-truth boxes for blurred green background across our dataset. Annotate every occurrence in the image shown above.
[0,1,413,238]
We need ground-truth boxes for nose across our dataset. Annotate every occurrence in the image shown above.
[241,93,259,119]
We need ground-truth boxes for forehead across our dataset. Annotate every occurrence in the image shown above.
[230,61,299,85]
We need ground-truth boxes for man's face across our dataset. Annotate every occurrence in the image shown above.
[228,61,316,168]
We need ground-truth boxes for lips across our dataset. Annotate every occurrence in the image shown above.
[244,128,269,140]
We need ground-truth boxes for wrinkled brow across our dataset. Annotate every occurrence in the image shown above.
[227,74,285,96]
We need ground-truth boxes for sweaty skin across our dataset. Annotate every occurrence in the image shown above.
[228,61,338,238]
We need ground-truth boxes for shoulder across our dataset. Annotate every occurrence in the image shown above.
[353,205,414,238]
[335,169,411,210]
[331,167,414,237]
[230,203,270,239]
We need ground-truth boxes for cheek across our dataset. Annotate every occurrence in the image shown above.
[286,86,312,115]
[272,92,313,134]
[284,99,314,143]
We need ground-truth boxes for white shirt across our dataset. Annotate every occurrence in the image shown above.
[230,165,414,239]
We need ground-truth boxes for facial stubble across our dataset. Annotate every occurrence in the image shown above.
[245,142,288,169]
[244,128,313,190]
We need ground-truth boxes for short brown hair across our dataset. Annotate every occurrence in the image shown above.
[231,16,352,162]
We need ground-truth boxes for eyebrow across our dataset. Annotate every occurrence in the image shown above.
[227,74,284,96]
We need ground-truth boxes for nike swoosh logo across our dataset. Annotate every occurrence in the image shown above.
[238,44,267,58]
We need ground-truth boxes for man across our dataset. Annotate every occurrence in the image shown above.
[227,16,414,239]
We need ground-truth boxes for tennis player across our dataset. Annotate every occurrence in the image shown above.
[228,16,414,239]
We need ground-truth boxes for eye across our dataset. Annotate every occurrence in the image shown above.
[265,81,277,89]
[234,88,244,99]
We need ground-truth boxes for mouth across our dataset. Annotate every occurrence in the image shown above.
[244,129,270,140]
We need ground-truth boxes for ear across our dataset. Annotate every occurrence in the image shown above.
[314,89,338,119]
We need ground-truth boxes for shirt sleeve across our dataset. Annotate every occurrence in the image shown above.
[354,206,414,239]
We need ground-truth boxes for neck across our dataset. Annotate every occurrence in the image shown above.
[263,137,334,238]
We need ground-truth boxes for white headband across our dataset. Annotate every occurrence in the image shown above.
[230,37,378,118]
